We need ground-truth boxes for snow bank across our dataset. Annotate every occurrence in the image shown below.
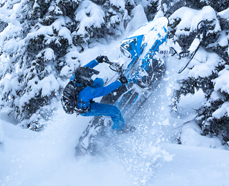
[180,120,222,149]
[177,85,223,149]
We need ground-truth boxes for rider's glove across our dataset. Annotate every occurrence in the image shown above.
[119,75,128,84]
[96,55,109,63]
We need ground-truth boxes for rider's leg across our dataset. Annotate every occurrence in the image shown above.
[81,102,125,130]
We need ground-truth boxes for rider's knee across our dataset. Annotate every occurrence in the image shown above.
[112,105,121,115]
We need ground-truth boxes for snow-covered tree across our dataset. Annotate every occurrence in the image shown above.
[167,4,229,144]
[0,0,73,130]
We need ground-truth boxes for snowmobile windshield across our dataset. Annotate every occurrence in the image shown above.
[120,35,145,59]
[120,45,131,58]
[120,38,137,58]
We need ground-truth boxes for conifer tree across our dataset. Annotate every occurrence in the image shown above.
[167,3,229,144]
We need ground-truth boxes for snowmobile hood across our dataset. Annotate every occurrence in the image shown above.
[120,17,168,59]
[92,78,104,88]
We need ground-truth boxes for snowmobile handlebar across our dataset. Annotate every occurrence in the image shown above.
[104,60,124,74]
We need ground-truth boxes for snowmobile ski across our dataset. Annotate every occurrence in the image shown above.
[178,21,207,74]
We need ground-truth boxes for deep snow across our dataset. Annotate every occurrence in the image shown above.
[1,33,229,186]
[1,109,229,186]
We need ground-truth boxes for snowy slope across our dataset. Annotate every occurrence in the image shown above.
[1,29,229,186]
[0,114,133,186]
[151,143,229,186]
[1,118,229,186]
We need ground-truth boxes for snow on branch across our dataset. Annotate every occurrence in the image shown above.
[212,102,229,119]
[218,7,229,19]
[213,68,229,94]
[37,48,56,61]
[75,0,105,36]
[169,6,221,35]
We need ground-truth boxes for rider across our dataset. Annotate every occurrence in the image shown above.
[69,55,128,131]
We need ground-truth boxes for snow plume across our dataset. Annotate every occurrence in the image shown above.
[1,40,229,185]
[0,103,175,186]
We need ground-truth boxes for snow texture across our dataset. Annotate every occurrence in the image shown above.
[169,4,229,146]
[169,6,221,36]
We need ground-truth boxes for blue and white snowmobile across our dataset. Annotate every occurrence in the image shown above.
[75,17,168,156]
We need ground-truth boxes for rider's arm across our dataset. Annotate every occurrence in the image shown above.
[90,81,122,99]
[84,59,99,68]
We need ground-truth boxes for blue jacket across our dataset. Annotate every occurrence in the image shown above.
[70,59,122,109]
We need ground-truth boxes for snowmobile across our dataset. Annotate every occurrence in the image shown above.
[75,17,168,156]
